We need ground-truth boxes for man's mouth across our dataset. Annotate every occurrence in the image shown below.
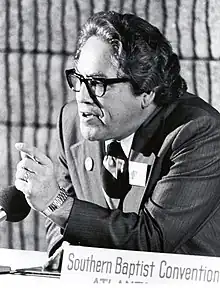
[82,112,94,117]
[81,111,102,120]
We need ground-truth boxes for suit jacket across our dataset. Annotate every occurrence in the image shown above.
[46,92,220,256]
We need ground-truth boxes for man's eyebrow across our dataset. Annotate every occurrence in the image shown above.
[86,72,107,78]
[75,67,107,78]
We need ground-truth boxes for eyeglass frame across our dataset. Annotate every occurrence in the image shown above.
[65,68,131,98]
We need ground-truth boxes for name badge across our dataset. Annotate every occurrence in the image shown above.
[128,161,149,187]
[128,153,156,187]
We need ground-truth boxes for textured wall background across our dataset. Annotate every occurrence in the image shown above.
[0,0,220,251]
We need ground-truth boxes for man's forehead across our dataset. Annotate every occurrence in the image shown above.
[77,36,117,76]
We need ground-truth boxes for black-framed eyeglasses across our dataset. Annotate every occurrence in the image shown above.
[65,68,130,98]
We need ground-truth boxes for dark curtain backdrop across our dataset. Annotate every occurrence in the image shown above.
[0,0,219,251]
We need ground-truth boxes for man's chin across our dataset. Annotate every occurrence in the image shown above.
[80,126,102,141]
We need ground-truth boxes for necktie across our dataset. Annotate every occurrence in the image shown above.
[102,141,131,200]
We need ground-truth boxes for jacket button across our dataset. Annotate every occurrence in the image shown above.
[85,157,94,171]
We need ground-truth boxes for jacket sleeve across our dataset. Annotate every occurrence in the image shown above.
[62,116,220,252]
[45,103,77,256]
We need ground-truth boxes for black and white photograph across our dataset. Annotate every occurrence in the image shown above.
[0,0,220,286]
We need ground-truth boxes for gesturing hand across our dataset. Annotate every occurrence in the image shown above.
[15,142,59,212]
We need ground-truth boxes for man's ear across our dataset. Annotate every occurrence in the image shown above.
[141,91,155,109]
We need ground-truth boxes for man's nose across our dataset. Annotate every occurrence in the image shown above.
[76,83,93,104]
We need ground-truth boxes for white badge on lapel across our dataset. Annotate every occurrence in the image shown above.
[128,153,156,187]
[128,162,148,186]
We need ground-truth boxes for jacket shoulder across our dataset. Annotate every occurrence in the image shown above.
[61,100,79,123]
[57,100,83,145]
[176,93,220,120]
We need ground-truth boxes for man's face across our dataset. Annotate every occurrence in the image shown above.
[76,36,144,141]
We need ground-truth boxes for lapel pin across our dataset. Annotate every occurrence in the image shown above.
[85,157,94,171]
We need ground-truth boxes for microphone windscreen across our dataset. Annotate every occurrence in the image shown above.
[0,185,30,222]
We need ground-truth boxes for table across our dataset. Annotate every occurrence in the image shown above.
[0,248,60,287]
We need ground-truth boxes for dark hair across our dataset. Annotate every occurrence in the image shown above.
[75,11,187,106]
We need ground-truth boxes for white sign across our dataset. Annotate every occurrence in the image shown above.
[60,245,220,286]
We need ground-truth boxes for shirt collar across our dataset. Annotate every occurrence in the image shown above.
[105,133,135,158]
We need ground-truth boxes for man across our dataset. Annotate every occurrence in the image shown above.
[15,11,220,258]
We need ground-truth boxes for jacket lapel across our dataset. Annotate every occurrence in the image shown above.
[123,103,179,213]
[70,140,108,208]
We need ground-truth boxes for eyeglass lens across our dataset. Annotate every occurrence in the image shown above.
[68,73,105,97]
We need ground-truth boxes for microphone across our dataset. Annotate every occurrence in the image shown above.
[0,185,31,222]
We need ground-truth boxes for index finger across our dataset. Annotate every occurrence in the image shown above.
[20,151,41,164]
[15,142,50,165]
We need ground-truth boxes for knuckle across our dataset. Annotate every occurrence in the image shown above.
[17,161,23,170]
[15,179,23,191]
[22,157,29,166]
[15,169,20,179]
[19,158,27,169]
[23,186,31,197]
